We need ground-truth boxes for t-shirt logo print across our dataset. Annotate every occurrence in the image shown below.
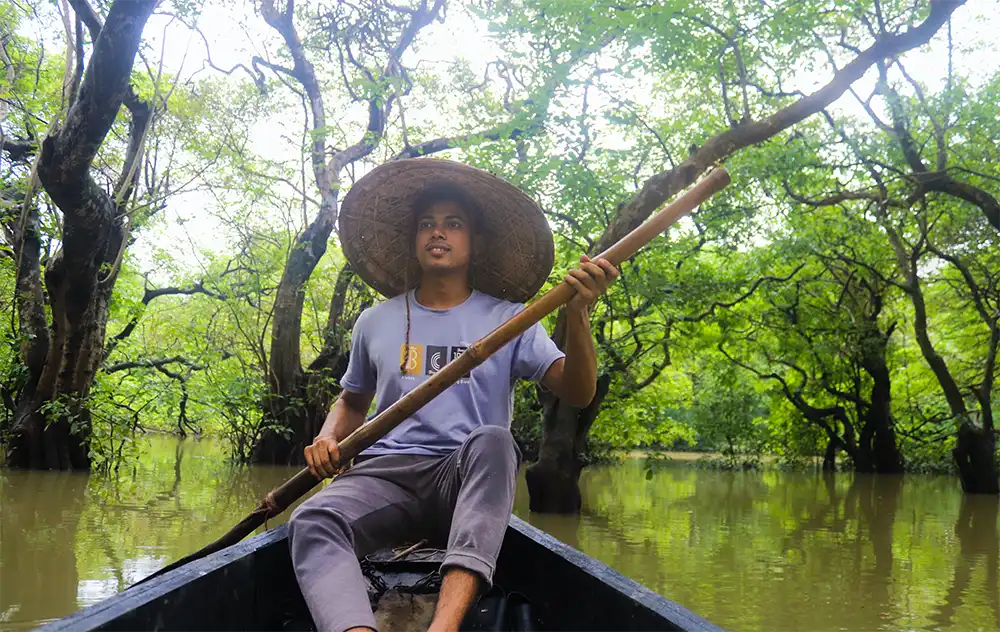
[426,345,448,375]
[400,344,423,375]
[451,346,470,379]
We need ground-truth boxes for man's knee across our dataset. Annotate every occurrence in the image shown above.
[289,494,355,553]
[463,425,520,466]
[467,424,516,449]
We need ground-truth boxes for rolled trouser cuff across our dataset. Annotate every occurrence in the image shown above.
[441,549,496,587]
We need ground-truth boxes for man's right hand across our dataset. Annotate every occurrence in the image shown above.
[304,435,346,479]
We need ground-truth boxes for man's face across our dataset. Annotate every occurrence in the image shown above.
[414,201,473,275]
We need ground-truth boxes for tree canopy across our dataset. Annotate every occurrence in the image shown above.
[1,0,997,501]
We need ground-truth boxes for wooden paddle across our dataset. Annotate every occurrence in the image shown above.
[132,166,731,587]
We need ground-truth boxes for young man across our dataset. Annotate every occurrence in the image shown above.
[288,159,618,632]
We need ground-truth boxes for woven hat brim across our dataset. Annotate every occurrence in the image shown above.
[338,158,554,304]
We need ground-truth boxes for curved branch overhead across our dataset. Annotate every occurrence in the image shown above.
[0,133,36,163]
[39,1,157,196]
[105,356,206,375]
[103,282,225,361]
[594,0,966,255]
[67,0,102,44]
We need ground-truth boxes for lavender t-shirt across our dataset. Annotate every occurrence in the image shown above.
[340,289,565,456]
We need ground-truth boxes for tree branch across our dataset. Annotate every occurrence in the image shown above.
[593,0,963,255]
[12,205,49,379]
[979,324,998,433]
[610,98,675,167]
[145,12,266,89]
[262,0,446,396]
[0,133,36,163]
[251,55,297,81]
[307,264,371,373]
[38,0,157,207]
[783,181,907,208]
[391,115,542,160]
[870,203,971,422]
[592,315,627,374]
[678,263,805,323]
[260,0,334,196]
[928,245,992,326]
[813,240,908,292]
[936,179,1000,232]
[104,282,223,360]
[68,17,84,109]
[67,0,102,45]
[330,0,446,172]
[629,323,671,391]
[114,90,152,205]
[890,56,947,171]
[105,356,205,374]
[877,61,930,177]
[877,62,1000,231]
[720,343,850,445]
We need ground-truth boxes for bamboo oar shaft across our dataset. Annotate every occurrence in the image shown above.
[132,166,731,587]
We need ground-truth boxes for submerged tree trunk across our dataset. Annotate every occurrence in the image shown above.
[254,362,347,465]
[4,0,156,469]
[254,200,339,464]
[910,278,997,493]
[862,355,904,474]
[954,424,999,495]
[876,208,998,494]
[526,375,610,513]
[822,437,840,472]
[869,62,998,493]
[524,3,960,512]
[8,232,122,469]
[255,264,368,464]
[908,275,997,492]
[858,320,905,474]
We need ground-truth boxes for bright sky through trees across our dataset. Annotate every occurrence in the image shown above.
[13,0,990,281]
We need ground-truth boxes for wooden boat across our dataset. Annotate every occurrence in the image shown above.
[38,515,724,632]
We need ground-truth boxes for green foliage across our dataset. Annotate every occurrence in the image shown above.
[685,365,773,469]
[2,0,996,484]
[511,381,543,459]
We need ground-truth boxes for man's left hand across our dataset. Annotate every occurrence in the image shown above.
[564,255,620,312]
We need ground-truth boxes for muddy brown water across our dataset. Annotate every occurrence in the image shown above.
[1,436,997,631]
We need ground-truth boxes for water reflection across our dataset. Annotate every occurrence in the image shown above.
[0,472,86,630]
[514,460,999,632]
[2,439,998,632]
[0,437,304,630]
[930,495,1000,630]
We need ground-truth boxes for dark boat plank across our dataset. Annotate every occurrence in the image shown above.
[36,529,288,632]
[36,518,725,632]
[500,517,723,632]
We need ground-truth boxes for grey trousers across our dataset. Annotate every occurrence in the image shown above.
[287,425,521,632]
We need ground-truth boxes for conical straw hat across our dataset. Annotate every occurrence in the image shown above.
[338,158,554,304]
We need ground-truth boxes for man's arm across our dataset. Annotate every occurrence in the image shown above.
[541,311,597,407]
[305,389,374,478]
[541,255,618,407]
